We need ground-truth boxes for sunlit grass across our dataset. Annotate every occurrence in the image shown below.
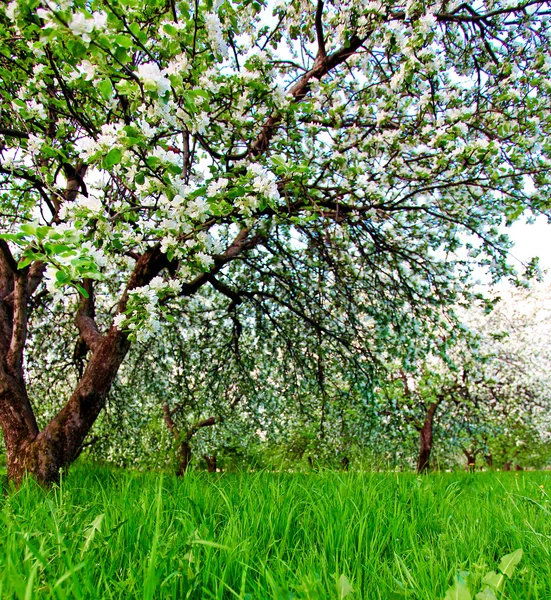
[1,465,550,599]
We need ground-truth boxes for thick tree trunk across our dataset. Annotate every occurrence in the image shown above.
[0,361,39,482]
[4,329,130,484]
[0,243,169,485]
[417,402,438,474]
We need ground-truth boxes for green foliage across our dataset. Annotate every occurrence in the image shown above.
[442,549,523,600]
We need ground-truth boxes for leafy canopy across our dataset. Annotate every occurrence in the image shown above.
[1,0,550,338]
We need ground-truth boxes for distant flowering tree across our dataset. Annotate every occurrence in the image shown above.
[378,284,551,471]
[450,284,551,469]
[1,0,551,483]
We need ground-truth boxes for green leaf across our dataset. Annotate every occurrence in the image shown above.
[444,575,472,600]
[481,571,503,591]
[104,147,123,168]
[75,283,89,298]
[114,47,130,64]
[98,79,114,100]
[82,513,104,554]
[475,588,498,600]
[163,23,178,36]
[35,226,51,240]
[146,156,161,169]
[114,34,133,48]
[68,38,87,59]
[55,270,69,284]
[17,256,34,270]
[115,79,134,96]
[498,549,523,577]
[336,574,354,599]
[20,223,36,236]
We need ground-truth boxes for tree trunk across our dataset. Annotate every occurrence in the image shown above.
[162,404,218,476]
[204,454,217,472]
[177,441,192,476]
[0,243,168,485]
[462,448,477,472]
[4,329,130,484]
[417,402,438,474]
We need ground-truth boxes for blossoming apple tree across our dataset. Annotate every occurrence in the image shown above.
[1,0,551,482]
[378,283,551,471]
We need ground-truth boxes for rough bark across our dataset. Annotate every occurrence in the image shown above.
[18,328,130,483]
[417,402,438,473]
[0,245,170,484]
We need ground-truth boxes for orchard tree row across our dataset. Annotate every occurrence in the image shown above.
[1,0,551,482]
[19,279,551,473]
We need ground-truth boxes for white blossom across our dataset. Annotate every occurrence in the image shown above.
[136,62,171,95]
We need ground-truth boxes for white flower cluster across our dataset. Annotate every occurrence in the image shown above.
[204,13,228,59]
[137,62,171,95]
[34,8,108,43]
[122,277,182,341]
[249,163,280,202]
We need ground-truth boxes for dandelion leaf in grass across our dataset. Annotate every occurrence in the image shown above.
[498,549,523,577]
[481,571,503,591]
[444,575,472,600]
[475,588,498,600]
[336,574,354,599]
[81,513,104,554]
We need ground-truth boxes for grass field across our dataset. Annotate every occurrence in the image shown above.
[0,465,550,599]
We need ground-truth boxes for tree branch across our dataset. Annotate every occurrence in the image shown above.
[75,280,104,354]
[315,0,326,59]
[7,271,27,375]
[0,240,18,274]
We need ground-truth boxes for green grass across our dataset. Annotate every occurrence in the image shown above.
[1,465,550,599]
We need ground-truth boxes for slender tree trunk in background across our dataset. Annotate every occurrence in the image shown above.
[484,453,493,468]
[417,402,438,474]
[177,441,192,476]
[204,454,217,472]
[162,403,218,475]
[462,448,477,472]
[341,456,350,471]
[163,402,191,475]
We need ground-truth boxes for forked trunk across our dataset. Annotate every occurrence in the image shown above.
[2,329,130,484]
[0,243,172,485]
[417,402,438,473]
